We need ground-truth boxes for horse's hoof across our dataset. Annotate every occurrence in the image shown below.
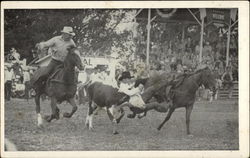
[188,134,194,138]
[116,113,125,124]
[137,113,145,119]
[157,126,162,131]
[37,124,44,129]
[85,123,89,128]
[113,131,119,135]
[44,115,52,122]
[63,112,71,118]
[89,127,94,131]
[55,113,60,120]
[127,114,136,119]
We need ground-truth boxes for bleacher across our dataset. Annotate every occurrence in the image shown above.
[218,81,238,99]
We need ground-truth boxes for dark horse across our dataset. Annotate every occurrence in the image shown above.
[157,67,216,135]
[30,48,84,127]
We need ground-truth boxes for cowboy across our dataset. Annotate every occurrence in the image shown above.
[118,71,145,109]
[33,26,76,85]
[9,48,20,62]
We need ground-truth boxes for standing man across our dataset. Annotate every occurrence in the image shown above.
[31,26,76,85]
[5,66,14,101]
[9,48,20,63]
[23,66,31,101]
[185,36,193,54]
[221,66,234,98]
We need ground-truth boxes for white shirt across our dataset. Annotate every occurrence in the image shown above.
[103,73,118,88]
[90,72,102,83]
[12,52,20,61]
[78,71,88,84]
[119,82,140,96]
[39,36,76,62]
[99,72,107,81]
[23,71,30,83]
[119,82,145,108]
[5,70,14,83]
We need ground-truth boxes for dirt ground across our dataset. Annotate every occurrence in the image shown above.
[4,98,238,151]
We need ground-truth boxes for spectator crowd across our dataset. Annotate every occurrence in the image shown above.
[5,33,238,101]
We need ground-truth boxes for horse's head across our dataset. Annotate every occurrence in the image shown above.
[199,67,216,91]
[65,47,84,70]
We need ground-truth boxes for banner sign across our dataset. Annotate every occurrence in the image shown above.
[82,57,115,68]
[207,9,230,26]
[156,9,177,18]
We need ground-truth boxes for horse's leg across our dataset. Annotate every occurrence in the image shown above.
[157,107,175,131]
[137,102,169,119]
[45,97,59,122]
[146,102,169,113]
[35,93,43,127]
[63,97,78,118]
[186,104,194,136]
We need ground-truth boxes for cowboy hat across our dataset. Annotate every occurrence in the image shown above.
[10,48,16,52]
[119,71,134,81]
[61,26,75,36]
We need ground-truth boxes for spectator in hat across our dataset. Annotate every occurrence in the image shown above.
[32,26,76,85]
[203,41,212,57]
[89,66,102,83]
[9,48,20,63]
[118,71,145,109]
[103,68,117,88]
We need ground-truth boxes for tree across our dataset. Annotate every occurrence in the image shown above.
[4,9,137,64]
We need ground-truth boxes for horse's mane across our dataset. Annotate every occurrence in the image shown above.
[185,67,210,79]
[194,66,209,74]
[134,78,148,87]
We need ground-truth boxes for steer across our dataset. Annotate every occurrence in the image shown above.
[86,76,173,134]
[86,82,128,134]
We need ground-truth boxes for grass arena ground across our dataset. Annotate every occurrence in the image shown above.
[4,98,238,151]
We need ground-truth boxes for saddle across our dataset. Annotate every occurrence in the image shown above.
[165,73,188,100]
[31,64,77,88]
[48,65,77,86]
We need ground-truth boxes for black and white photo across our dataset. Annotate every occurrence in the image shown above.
[1,1,249,158]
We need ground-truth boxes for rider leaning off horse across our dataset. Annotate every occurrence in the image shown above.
[118,71,145,109]
[34,26,76,85]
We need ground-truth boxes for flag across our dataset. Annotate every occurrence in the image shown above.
[200,8,206,19]
[230,9,237,21]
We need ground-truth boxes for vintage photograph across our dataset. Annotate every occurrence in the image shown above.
[1,1,249,158]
